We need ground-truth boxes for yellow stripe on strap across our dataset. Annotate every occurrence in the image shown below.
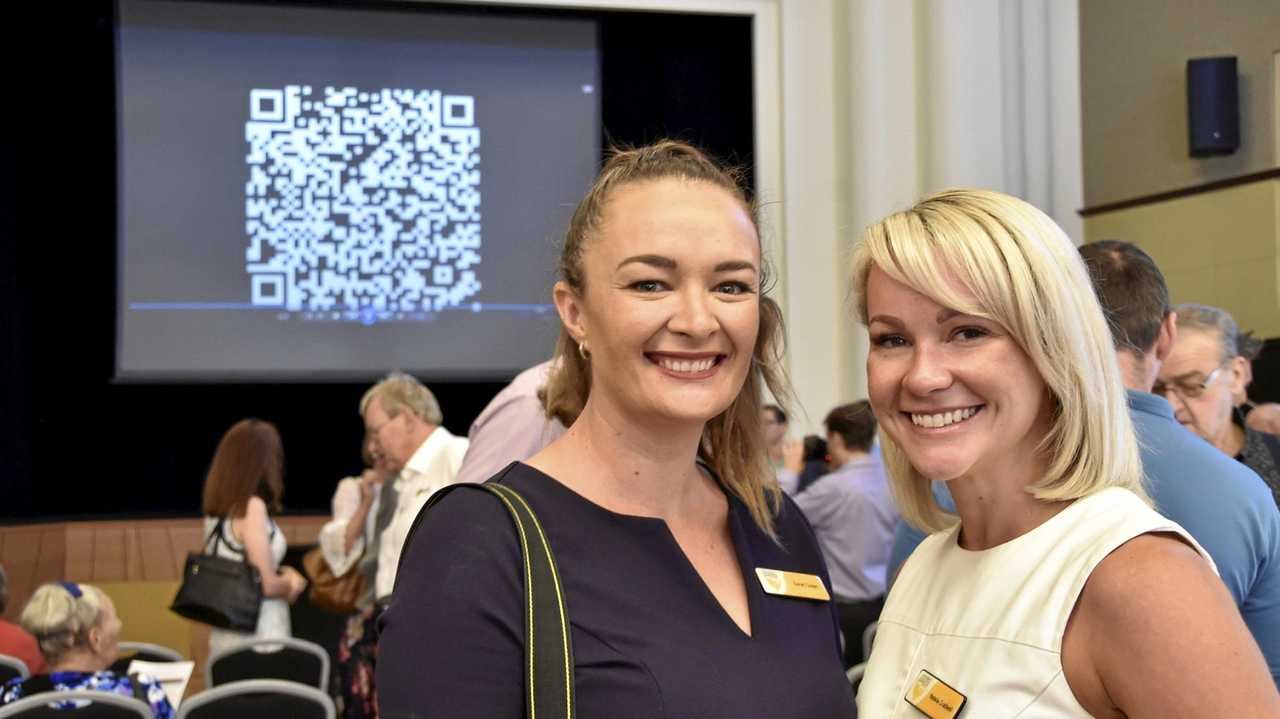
[488,488,537,718]
[498,485,573,719]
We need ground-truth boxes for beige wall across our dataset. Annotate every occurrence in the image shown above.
[1080,0,1280,207]
[1083,180,1280,338]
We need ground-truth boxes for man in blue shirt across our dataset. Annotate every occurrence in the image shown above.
[886,240,1280,684]
[794,401,898,668]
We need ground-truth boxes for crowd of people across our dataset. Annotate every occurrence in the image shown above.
[2,139,1279,717]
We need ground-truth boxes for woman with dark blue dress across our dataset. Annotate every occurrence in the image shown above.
[377,141,856,718]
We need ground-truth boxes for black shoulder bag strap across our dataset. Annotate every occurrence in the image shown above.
[207,518,247,562]
[201,520,223,555]
[396,482,575,719]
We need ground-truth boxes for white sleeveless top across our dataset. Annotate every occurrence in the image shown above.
[857,487,1214,717]
[204,515,291,655]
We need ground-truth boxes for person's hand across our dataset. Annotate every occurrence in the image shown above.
[782,438,805,474]
[1247,402,1280,435]
[281,566,308,603]
[358,470,379,504]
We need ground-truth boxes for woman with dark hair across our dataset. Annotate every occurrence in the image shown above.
[378,141,855,717]
[201,419,307,655]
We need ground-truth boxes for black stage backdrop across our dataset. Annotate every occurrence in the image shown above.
[0,1,753,519]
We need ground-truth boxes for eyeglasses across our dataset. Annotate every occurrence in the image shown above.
[1153,365,1225,400]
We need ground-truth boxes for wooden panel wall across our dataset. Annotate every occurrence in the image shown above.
[0,516,326,697]
[1,516,325,619]
[1083,180,1280,339]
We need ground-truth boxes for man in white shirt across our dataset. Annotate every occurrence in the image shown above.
[362,371,469,603]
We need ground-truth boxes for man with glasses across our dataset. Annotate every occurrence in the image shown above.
[361,371,469,605]
[887,240,1280,685]
[1157,303,1280,507]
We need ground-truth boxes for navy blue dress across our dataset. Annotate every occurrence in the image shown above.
[377,462,856,718]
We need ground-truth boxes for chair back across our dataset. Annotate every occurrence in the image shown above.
[176,679,334,719]
[0,690,152,719]
[861,620,879,661]
[205,638,329,692]
[846,662,866,694]
[0,656,29,684]
[108,643,185,675]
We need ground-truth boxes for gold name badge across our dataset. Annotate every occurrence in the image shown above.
[905,669,966,719]
[755,568,831,601]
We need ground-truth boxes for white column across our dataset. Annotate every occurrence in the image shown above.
[918,0,1008,191]
[1047,0,1085,243]
[779,0,844,430]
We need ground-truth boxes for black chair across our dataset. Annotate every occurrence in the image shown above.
[205,638,329,693]
[108,643,185,675]
[0,655,29,684]
[176,679,334,719]
[0,690,152,719]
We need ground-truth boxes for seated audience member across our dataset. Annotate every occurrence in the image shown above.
[360,372,468,607]
[793,401,897,668]
[887,239,1280,687]
[794,434,831,494]
[1158,303,1280,506]
[853,193,1276,715]
[0,565,45,675]
[0,582,174,718]
[763,404,788,466]
[454,360,568,485]
[321,432,397,719]
[763,405,801,494]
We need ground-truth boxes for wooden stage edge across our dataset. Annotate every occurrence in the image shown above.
[0,516,327,697]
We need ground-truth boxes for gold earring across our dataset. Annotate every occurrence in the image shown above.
[578,341,590,360]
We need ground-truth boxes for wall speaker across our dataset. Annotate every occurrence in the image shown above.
[1187,56,1239,157]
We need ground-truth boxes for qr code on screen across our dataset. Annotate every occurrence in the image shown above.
[244,85,481,313]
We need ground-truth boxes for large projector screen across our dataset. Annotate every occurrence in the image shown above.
[115,0,600,381]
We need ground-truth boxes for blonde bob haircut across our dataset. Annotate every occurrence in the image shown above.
[21,582,108,665]
[850,188,1147,533]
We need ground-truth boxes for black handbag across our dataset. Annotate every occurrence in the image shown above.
[397,482,575,719]
[170,519,263,631]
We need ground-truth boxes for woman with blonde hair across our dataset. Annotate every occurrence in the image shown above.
[201,418,307,655]
[852,189,1277,716]
[378,141,855,717]
[0,582,174,718]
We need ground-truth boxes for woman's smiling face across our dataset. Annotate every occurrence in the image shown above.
[864,265,1054,484]
[557,178,761,429]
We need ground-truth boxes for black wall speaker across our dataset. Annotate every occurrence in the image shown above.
[1186,56,1239,157]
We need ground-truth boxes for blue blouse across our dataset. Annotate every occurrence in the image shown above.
[1,670,175,718]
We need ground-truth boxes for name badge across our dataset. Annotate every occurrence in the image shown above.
[754,568,830,601]
[905,669,966,719]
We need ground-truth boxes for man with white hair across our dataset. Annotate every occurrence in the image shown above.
[361,372,469,605]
